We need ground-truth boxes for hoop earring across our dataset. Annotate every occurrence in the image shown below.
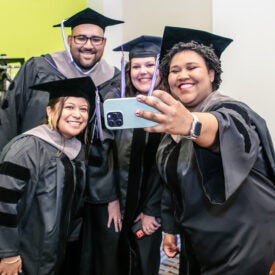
[48,117,53,130]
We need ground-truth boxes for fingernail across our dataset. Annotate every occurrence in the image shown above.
[136,95,143,101]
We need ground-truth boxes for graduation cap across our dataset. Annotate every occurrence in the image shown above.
[113,35,162,60]
[113,35,162,97]
[53,8,124,30]
[160,26,233,60]
[31,77,104,140]
[30,77,96,108]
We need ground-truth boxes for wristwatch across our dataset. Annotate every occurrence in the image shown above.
[182,113,202,140]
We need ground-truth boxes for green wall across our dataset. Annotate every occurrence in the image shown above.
[1,0,86,61]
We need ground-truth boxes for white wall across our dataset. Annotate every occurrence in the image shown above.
[213,0,275,140]
[89,0,212,68]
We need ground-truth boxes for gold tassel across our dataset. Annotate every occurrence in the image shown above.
[48,116,53,130]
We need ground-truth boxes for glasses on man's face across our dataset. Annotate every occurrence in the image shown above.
[72,35,105,46]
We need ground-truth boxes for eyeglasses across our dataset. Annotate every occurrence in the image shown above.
[72,35,105,46]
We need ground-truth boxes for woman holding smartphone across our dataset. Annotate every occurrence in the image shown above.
[135,26,275,275]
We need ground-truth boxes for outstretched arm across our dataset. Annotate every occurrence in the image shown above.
[135,90,218,148]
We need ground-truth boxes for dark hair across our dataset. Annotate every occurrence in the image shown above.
[125,61,138,97]
[160,41,222,92]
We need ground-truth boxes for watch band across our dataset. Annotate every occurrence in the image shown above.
[182,113,202,140]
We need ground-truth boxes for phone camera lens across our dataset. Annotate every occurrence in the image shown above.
[108,120,115,127]
[116,119,123,126]
[107,112,123,127]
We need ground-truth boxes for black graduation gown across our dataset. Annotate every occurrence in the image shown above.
[116,128,163,275]
[0,50,122,274]
[0,49,121,212]
[158,92,275,275]
[0,129,86,275]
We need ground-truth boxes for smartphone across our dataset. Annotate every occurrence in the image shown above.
[131,217,162,240]
[103,97,159,130]
[131,220,145,239]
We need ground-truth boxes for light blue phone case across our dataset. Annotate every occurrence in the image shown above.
[103,97,159,130]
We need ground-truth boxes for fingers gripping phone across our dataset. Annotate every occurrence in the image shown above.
[103,97,159,130]
[131,217,162,240]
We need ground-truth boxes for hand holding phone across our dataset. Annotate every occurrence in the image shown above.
[131,217,162,239]
[103,97,159,130]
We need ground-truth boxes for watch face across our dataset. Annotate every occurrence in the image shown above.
[183,113,202,140]
[194,121,202,137]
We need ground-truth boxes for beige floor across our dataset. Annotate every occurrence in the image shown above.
[159,252,179,275]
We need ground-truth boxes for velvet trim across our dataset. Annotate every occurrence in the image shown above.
[0,212,17,227]
[0,187,21,203]
[212,102,251,153]
[55,156,76,273]
[0,161,30,181]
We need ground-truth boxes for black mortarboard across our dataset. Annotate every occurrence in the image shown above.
[30,77,96,109]
[160,26,233,59]
[53,8,124,30]
[113,35,162,59]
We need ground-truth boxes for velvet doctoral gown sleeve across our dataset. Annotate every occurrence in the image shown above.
[195,101,274,204]
[0,135,86,274]
[157,100,275,274]
[0,136,41,257]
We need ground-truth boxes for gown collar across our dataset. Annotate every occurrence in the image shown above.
[24,125,82,160]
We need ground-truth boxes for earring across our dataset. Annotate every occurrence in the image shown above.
[48,117,53,130]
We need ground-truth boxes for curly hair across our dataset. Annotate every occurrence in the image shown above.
[160,41,223,92]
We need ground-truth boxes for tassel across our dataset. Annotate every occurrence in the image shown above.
[120,47,126,98]
[148,53,160,96]
[95,88,103,141]
[61,19,74,63]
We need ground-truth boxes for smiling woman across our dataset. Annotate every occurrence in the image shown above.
[0,77,96,275]
[135,26,275,275]
[106,35,164,275]
[47,97,89,139]
[31,76,95,142]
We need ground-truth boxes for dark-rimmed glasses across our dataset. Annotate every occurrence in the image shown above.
[72,35,105,46]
